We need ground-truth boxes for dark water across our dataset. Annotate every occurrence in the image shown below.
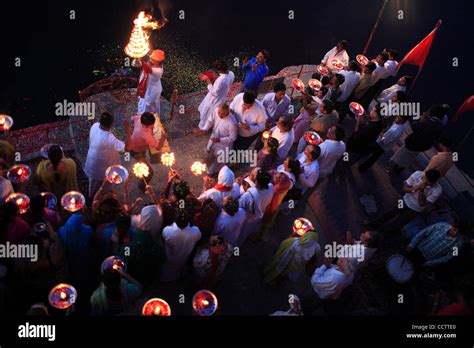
[0,0,473,175]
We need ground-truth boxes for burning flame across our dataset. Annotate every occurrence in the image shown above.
[133,162,150,179]
[154,306,161,315]
[202,299,209,306]
[161,152,175,168]
[125,11,165,59]
[190,161,206,176]
[262,131,271,140]
[60,291,67,300]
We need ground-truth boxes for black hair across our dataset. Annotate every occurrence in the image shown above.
[387,49,399,60]
[259,49,270,59]
[99,112,114,129]
[273,82,287,93]
[321,100,335,113]
[337,40,348,49]
[30,195,47,224]
[140,112,156,127]
[334,73,345,85]
[425,169,441,183]
[321,75,331,86]
[175,208,190,229]
[395,91,408,103]
[287,158,302,176]
[365,62,377,73]
[267,137,279,159]
[377,52,389,63]
[48,145,63,182]
[308,145,321,161]
[174,181,190,200]
[428,104,446,120]
[402,76,413,87]
[212,59,228,73]
[103,268,122,302]
[115,213,131,245]
[256,169,272,190]
[243,92,256,104]
[438,135,453,149]
[210,235,225,247]
[334,125,346,141]
[223,196,239,216]
[349,60,360,72]
[311,72,322,80]
[278,115,293,130]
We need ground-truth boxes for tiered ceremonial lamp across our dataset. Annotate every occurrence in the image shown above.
[124,11,160,67]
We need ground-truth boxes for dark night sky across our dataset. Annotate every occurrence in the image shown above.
[0,0,473,173]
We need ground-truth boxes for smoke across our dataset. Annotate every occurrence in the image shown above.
[139,0,170,23]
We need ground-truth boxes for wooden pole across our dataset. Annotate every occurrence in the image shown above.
[363,0,389,56]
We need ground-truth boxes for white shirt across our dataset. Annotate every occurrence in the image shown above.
[198,71,235,129]
[377,84,406,104]
[84,123,125,180]
[311,265,353,300]
[384,60,399,77]
[262,92,291,121]
[322,47,350,67]
[213,208,247,247]
[0,177,14,203]
[161,223,202,281]
[376,122,406,151]
[318,140,346,178]
[198,184,241,209]
[296,152,319,189]
[270,126,294,161]
[373,64,387,83]
[403,171,442,212]
[138,65,163,114]
[276,165,296,189]
[239,184,274,219]
[230,93,267,137]
[203,109,238,152]
[337,70,360,102]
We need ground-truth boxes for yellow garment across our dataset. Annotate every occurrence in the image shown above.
[149,113,170,155]
[36,158,78,200]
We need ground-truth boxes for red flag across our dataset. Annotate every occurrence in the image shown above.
[453,95,474,121]
[398,20,442,70]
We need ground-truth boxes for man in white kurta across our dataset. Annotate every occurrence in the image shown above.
[318,126,346,178]
[336,62,361,102]
[201,104,238,175]
[230,92,267,150]
[238,172,274,245]
[198,165,240,209]
[368,76,410,110]
[198,61,235,130]
[311,258,354,300]
[84,113,130,197]
[321,40,350,68]
[161,220,202,282]
[212,196,247,247]
[268,116,295,163]
[137,50,165,116]
[296,145,320,191]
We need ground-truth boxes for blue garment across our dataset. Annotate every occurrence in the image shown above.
[241,57,268,92]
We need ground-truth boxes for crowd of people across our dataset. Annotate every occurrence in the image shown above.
[0,41,472,317]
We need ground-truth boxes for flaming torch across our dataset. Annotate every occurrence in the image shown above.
[190,161,206,176]
[124,11,165,67]
[133,162,150,186]
[161,152,175,172]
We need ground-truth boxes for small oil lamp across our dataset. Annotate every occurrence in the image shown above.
[349,102,365,116]
[6,193,30,214]
[303,131,323,146]
[7,164,32,183]
[61,191,85,212]
[308,79,322,91]
[101,256,127,274]
[48,283,77,309]
[329,58,344,71]
[39,192,58,209]
[292,78,305,92]
[0,114,13,131]
[192,289,218,316]
[316,65,331,75]
[142,298,171,316]
[356,54,369,66]
[293,217,314,236]
[105,165,129,185]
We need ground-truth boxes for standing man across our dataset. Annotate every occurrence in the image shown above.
[262,82,291,123]
[84,112,131,198]
[241,50,270,96]
[196,60,235,133]
[137,49,165,116]
[321,40,350,68]
[201,104,238,175]
[230,91,267,150]
[318,125,346,179]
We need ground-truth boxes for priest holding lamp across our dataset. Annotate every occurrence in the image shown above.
[137,49,166,116]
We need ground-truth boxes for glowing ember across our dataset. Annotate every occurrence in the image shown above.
[262,131,271,140]
[5,193,30,214]
[142,298,171,316]
[190,161,206,176]
[133,162,150,179]
[308,79,322,91]
[356,54,369,66]
[101,256,127,274]
[124,11,164,59]
[349,102,365,116]
[7,164,32,183]
[316,65,331,75]
[105,165,129,184]
[61,191,86,212]
[293,217,314,236]
[0,114,13,131]
[161,152,175,168]
[303,131,323,146]
[48,283,77,309]
[192,290,218,316]
[329,58,344,71]
[292,79,305,92]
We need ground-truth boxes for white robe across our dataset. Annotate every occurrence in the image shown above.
[161,223,202,282]
[198,184,241,209]
[202,109,238,174]
[138,66,163,115]
[238,184,274,245]
[212,208,247,247]
[198,71,235,130]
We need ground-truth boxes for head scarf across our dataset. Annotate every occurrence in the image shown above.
[131,205,162,235]
[214,165,235,192]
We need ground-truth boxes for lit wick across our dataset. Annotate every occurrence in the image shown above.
[202,299,209,306]
[60,291,67,300]
[154,306,161,315]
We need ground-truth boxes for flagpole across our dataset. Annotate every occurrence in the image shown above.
[363,0,389,56]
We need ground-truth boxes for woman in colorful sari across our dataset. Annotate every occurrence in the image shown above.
[257,172,292,240]
[193,198,219,241]
[264,231,320,284]
[35,145,78,202]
